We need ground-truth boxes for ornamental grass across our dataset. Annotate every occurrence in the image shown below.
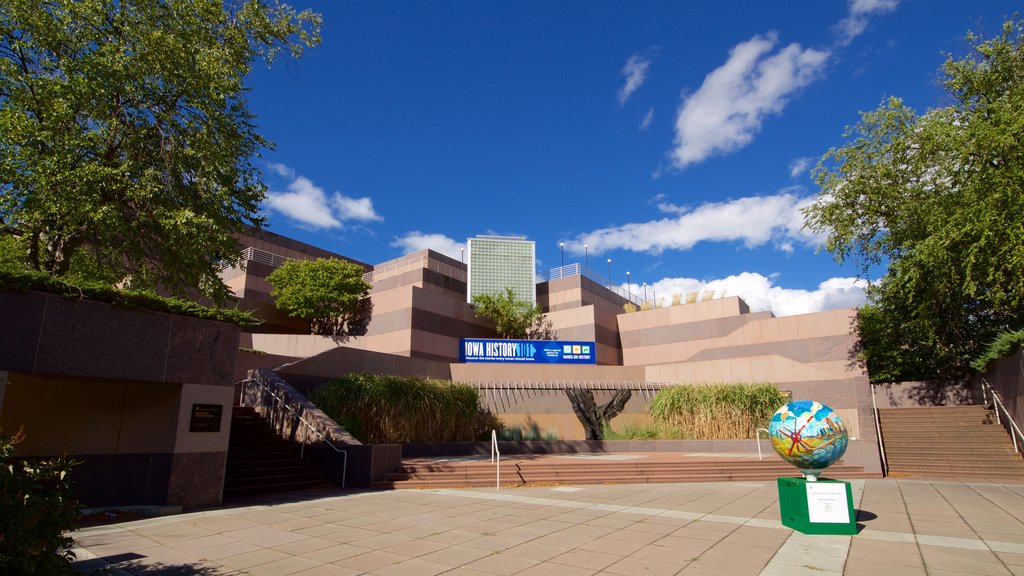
[310,373,497,444]
[649,382,786,439]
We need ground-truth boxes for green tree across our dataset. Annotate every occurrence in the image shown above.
[267,257,372,337]
[804,18,1024,381]
[0,0,320,302]
[471,287,556,340]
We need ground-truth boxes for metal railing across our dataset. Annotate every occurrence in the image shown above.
[363,253,467,284]
[870,383,889,476]
[755,428,770,460]
[491,429,501,491]
[240,246,291,269]
[539,263,651,308]
[243,377,348,488]
[981,378,1024,455]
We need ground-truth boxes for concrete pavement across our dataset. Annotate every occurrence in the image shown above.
[72,478,1024,575]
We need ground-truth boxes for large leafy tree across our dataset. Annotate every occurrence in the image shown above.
[471,287,556,340]
[266,258,372,337]
[804,18,1024,382]
[0,0,320,302]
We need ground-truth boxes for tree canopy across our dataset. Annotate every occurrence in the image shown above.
[472,287,556,340]
[0,0,320,302]
[266,257,371,337]
[804,18,1024,382]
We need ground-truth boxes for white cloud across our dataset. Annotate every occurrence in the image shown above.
[618,53,652,105]
[639,107,654,131]
[836,0,900,46]
[567,191,819,256]
[333,195,383,222]
[647,273,867,317]
[266,162,295,178]
[789,156,814,178]
[391,231,465,261]
[264,166,382,229]
[670,33,829,169]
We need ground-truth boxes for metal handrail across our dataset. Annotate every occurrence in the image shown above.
[243,377,348,488]
[870,383,889,476]
[981,378,1024,455]
[755,428,770,460]
[490,429,500,491]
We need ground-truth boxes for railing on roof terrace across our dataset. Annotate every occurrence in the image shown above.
[239,246,290,269]
[363,253,467,284]
[538,263,651,308]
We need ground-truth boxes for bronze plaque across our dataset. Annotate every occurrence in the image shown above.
[189,404,223,433]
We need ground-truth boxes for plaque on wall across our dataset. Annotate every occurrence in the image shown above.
[189,404,223,432]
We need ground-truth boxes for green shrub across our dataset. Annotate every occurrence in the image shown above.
[972,329,1024,372]
[0,432,80,575]
[311,374,496,443]
[649,383,786,439]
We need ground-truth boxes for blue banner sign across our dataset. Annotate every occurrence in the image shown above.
[459,339,597,364]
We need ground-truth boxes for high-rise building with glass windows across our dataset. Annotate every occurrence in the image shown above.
[466,235,536,305]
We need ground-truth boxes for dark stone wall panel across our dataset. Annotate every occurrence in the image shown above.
[164,315,239,386]
[35,297,171,382]
[166,451,226,510]
[0,291,46,372]
[72,453,173,507]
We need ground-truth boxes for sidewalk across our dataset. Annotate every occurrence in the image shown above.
[72,478,1024,576]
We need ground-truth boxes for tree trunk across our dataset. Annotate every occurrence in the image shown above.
[565,388,632,441]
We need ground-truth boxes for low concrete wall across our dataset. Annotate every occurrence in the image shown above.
[976,347,1024,447]
[871,380,977,408]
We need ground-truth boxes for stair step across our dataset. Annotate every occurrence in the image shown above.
[879,406,1022,481]
[224,406,333,500]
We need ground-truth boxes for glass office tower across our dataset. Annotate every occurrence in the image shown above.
[466,235,536,305]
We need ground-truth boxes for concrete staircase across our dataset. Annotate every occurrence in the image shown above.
[372,454,877,489]
[224,406,334,499]
[879,405,1024,481]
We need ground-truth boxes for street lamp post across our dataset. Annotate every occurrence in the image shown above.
[559,242,564,268]
[607,258,612,287]
[652,289,657,308]
[626,271,631,301]
[460,247,464,264]
[643,282,647,303]
[584,244,589,276]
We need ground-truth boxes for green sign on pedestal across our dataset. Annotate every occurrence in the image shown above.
[777,477,857,535]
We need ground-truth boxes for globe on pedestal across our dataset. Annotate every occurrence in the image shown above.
[768,400,849,476]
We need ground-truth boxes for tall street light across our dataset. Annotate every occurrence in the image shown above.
[460,247,464,264]
[607,258,612,287]
[643,282,647,303]
[559,242,564,268]
[584,244,589,276]
[626,271,631,300]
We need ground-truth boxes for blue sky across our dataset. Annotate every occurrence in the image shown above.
[247,0,1016,316]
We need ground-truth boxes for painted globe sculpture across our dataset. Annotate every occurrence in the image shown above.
[769,400,849,472]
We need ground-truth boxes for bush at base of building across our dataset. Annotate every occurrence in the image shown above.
[311,374,500,444]
[648,383,787,439]
[0,433,80,575]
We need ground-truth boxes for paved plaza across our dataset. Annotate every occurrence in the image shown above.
[73,478,1024,576]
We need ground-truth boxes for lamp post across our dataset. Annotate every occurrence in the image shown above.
[607,258,612,287]
[584,244,589,276]
[460,247,464,264]
[626,271,631,301]
[559,242,564,268]
[652,289,657,308]
[643,282,647,304]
